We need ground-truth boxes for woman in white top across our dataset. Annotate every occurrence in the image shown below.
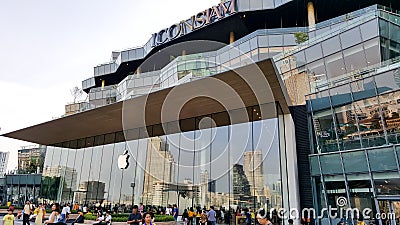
[44,203,61,224]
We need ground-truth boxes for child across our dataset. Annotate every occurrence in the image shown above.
[3,209,15,225]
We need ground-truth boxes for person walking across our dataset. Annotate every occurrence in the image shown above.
[207,206,216,225]
[23,201,32,225]
[127,205,142,225]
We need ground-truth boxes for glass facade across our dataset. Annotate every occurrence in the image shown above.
[307,6,400,225]
[40,104,292,222]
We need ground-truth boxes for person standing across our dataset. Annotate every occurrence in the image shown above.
[35,204,45,225]
[200,210,208,225]
[196,208,201,225]
[73,202,79,211]
[3,209,15,225]
[188,207,195,225]
[23,201,32,225]
[173,204,179,221]
[139,203,144,215]
[127,205,142,225]
[165,205,172,216]
[182,209,189,225]
[244,208,251,225]
[207,206,216,225]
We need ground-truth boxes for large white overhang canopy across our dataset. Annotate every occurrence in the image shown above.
[2,59,291,146]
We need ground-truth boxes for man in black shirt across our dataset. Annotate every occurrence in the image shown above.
[127,205,142,225]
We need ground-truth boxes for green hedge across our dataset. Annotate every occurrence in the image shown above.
[84,214,174,222]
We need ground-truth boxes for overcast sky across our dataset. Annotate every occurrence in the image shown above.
[0,0,218,171]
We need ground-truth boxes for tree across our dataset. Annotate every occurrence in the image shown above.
[294,32,309,44]
[70,86,84,103]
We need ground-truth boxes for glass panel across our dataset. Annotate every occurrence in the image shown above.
[210,125,230,215]
[283,34,296,46]
[368,147,397,171]
[333,103,362,150]
[64,147,77,203]
[307,59,326,88]
[239,41,251,54]
[379,91,400,144]
[263,0,274,9]
[343,44,367,73]
[353,96,386,148]
[99,134,115,205]
[310,156,321,176]
[325,52,346,79]
[322,36,341,57]
[269,35,283,47]
[132,137,146,205]
[375,70,400,95]
[340,27,362,49]
[166,132,181,211]
[41,147,55,202]
[57,145,70,203]
[320,154,343,174]
[324,176,348,216]
[351,77,376,101]
[348,179,374,214]
[178,131,195,210]
[194,117,212,210]
[342,150,368,173]
[360,19,379,41]
[313,177,327,225]
[253,119,281,209]
[373,172,400,195]
[108,142,125,206]
[364,38,381,66]
[72,144,85,204]
[313,109,339,153]
[230,122,252,210]
[305,44,323,63]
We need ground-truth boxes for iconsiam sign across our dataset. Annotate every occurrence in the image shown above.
[151,0,237,47]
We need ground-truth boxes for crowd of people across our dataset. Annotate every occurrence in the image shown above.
[2,201,349,225]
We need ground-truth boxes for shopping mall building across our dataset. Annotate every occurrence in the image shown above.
[4,0,400,224]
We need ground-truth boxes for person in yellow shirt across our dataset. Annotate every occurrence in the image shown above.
[3,209,15,225]
[188,207,195,225]
[35,204,45,225]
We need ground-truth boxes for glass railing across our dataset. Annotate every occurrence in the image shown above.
[307,56,400,96]
[273,10,379,61]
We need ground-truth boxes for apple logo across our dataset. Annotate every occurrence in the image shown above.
[118,150,130,169]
